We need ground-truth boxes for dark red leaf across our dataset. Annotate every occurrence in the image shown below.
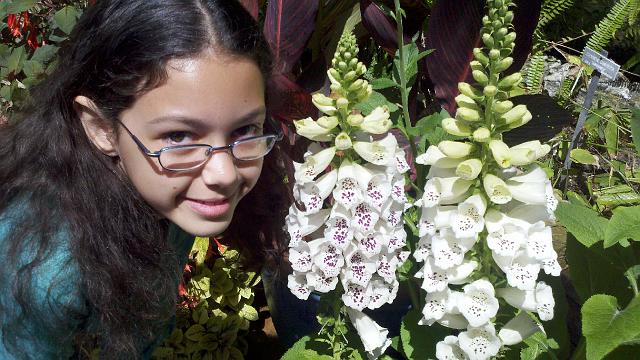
[508,1,542,75]
[424,0,541,113]
[263,0,319,74]
[360,0,398,54]
[267,74,315,123]
[238,0,259,20]
[27,28,40,49]
[424,0,484,114]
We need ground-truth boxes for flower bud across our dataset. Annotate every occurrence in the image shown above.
[494,57,513,72]
[456,107,481,122]
[495,28,509,41]
[456,158,483,180]
[499,104,527,125]
[503,32,516,46]
[455,94,479,109]
[360,106,392,134]
[344,70,358,81]
[349,58,359,68]
[294,117,333,141]
[347,114,364,126]
[483,173,512,204]
[508,110,532,129]
[338,61,348,71]
[336,97,349,110]
[489,139,511,168]
[504,11,514,23]
[459,82,483,99]
[472,127,491,142]
[317,115,339,129]
[470,60,485,71]
[356,63,367,76]
[472,70,489,85]
[512,140,551,160]
[494,100,514,113]
[483,85,498,97]
[473,48,490,65]
[348,79,365,92]
[312,93,337,115]
[482,33,495,48]
[489,49,501,60]
[438,141,475,158]
[498,72,523,90]
[328,68,342,84]
[442,117,472,137]
[335,132,353,150]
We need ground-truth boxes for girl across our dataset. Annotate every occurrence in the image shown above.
[0,0,288,358]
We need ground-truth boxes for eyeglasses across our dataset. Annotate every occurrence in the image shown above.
[117,121,283,172]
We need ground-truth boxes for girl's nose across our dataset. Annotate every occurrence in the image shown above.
[200,149,238,189]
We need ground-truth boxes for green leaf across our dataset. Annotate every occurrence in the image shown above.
[371,78,398,90]
[31,45,59,64]
[566,235,640,305]
[53,6,80,35]
[555,201,608,247]
[631,108,640,156]
[238,303,258,321]
[604,206,640,247]
[604,112,618,157]
[191,237,210,266]
[520,332,559,360]
[184,324,206,341]
[22,60,44,78]
[566,191,590,207]
[624,265,640,296]
[570,148,598,165]
[354,91,398,115]
[280,336,333,360]
[3,0,39,14]
[582,294,640,359]
[6,47,26,74]
[400,308,450,359]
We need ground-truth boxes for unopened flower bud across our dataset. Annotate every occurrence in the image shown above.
[494,100,514,113]
[294,117,333,141]
[438,141,475,158]
[473,70,489,85]
[348,79,365,92]
[495,57,513,72]
[456,158,483,180]
[328,68,342,84]
[504,11,514,23]
[472,127,491,142]
[498,72,523,90]
[482,33,495,48]
[512,140,550,160]
[489,139,511,168]
[442,117,472,137]
[360,106,392,134]
[456,94,480,109]
[336,97,349,110]
[489,49,501,60]
[317,115,339,129]
[484,85,498,97]
[508,110,532,129]
[473,48,490,65]
[509,147,537,166]
[338,61,348,71]
[459,82,483,99]
[356,63,367,76]
[344,70,357,81]
[456,107,481,122]
[347,114,364,126]
[495,28,509,41]
[499,104,527,125]
[503,32,516,46]
[470,60,485,71]
[335,132,353,150]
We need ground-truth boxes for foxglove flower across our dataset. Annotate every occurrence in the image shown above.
[347,308,392,360]
[498,312,543,345]
[457,324,501,360]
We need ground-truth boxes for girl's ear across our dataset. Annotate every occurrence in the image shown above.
[74,96,119,157]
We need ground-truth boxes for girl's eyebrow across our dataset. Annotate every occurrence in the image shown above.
[147,107,267,128]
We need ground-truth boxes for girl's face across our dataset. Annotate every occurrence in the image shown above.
[115,54,266,236]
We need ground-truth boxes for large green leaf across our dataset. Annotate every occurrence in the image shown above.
[555,202,608,247]
[280,336,333,360]
[400,308,450,359]
[604,206,640,247]
[354,91,398,115]
[631,108,640,156]
[31,45,59,64]
[2,0,38,14]
[604,111,618,157]
[53,6,80,35]
[566,235,640,304]
[6,47,26,74]
[582,294,640,359]
[570,148,598,165]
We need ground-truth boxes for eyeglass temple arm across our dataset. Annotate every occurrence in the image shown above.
[117,121,161,157]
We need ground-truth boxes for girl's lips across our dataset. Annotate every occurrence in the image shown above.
[185,198,231,218]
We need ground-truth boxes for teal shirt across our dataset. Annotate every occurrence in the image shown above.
[0,203,194,359]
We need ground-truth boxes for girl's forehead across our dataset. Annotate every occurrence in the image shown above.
[122,54,266,130]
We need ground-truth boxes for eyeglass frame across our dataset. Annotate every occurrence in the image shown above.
[116,119,284,172]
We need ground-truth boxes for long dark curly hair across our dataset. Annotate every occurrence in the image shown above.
[0,0,288,358]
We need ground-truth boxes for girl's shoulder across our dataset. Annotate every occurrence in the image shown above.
[0,199,88,359]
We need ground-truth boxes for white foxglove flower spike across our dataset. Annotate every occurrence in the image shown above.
[458,279,500,327]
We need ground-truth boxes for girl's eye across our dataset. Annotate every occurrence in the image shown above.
[234,124,262,139]
[165,131,193,145]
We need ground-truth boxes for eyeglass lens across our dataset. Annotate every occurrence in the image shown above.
[159,136,276,171]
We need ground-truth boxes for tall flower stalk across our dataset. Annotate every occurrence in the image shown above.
[414,1,560,359]
[286,32,410,359]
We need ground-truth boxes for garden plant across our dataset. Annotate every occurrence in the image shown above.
[2,0,640,359]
